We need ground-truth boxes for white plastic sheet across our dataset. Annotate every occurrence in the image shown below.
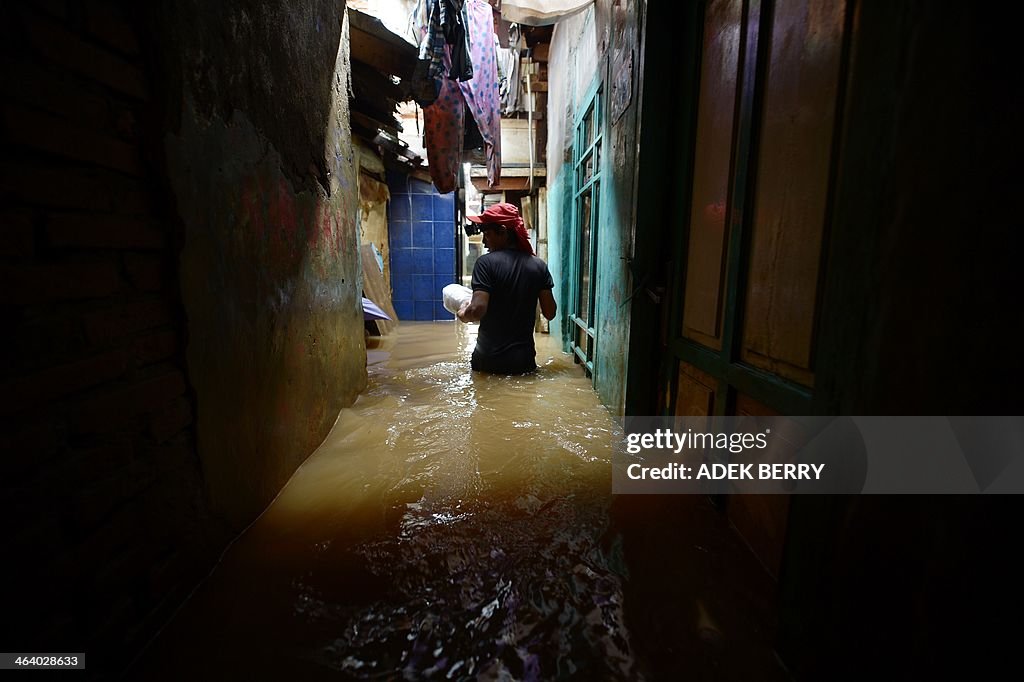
[501,0,593,26]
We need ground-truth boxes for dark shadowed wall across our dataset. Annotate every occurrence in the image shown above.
[1,0,364,673]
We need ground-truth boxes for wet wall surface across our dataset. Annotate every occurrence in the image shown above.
[135,323,784,680]
[153,0,367,528]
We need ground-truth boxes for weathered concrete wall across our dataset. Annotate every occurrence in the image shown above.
[546,0,642,415]
[155,0,366,528]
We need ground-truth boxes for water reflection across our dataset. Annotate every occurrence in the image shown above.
[140,322,637,679]
[296,323,632,679]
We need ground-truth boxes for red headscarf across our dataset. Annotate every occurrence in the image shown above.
[466,202,534,255]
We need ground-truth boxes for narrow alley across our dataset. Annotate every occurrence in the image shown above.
[1,0,1020,680]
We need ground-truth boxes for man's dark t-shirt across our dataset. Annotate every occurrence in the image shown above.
[471,249,554,374]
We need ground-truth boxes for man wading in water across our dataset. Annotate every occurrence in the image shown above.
[457,203,557,374]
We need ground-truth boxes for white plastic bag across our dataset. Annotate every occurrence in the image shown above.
[442,284,473,315]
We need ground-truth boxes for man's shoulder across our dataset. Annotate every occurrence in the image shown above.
[474,252,502,271]
[477,250,548,269]
[526,254,550,271]
[478,250,521,265]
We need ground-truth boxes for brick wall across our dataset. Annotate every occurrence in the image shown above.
[0,1,228,671]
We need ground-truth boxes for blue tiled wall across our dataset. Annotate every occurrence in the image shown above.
[387,172,457,321]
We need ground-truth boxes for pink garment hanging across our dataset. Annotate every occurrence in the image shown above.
[458,0,502,187]
[422,59,465,194]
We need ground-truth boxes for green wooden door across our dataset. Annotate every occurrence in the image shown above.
[662,0,850,576]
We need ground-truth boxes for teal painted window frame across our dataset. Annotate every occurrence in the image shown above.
[569,80,603,379]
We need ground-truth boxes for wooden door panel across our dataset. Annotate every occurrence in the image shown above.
[659,0,849,583]
[675,361,717,419]
[740,0,847,387]
[681,0,743,351]
[727,394,791,579]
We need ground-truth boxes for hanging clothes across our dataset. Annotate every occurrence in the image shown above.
[446,0,474,82]
[411,0,445,105]
[411,0,474,106]
[419,0,447,80]
[419,0,501,192]
[500,22,526,113]
[423,59,466,193]
[457,0,502,187]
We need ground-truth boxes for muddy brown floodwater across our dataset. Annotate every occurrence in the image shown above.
[135,322,784,680]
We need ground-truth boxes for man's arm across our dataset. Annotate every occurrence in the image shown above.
[457,290,490,323]
[539,289,556,320]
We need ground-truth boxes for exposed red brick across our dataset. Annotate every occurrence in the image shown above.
[60,446,172,535]
[66,472,131,533]
[0,211,35,258]
[0,349,128,416]
[4,104,143,176]
[133,329,178,366]
[124,253,165,291]
[72,368,187,433]
[92,544,166,596]
[149,397,193,443]
[1,162,150,214]
[65,437,135,479]
[0,260,122,305]
[12,315,88,367]
[113,108,138,142]
[9,511,66,558]
[143,441,199,478]
[32,0,68,21]
[111,185,152,216]
[0,56,110,131]
[132,446,206,543]
[51,504,146,578]
[0,418,63,476]
[86,5,141,56]
[26,14,147,99]
[123,443,197,514]
[88,594,137,651]
[148,551,189,598]
[46,213,165,250]
[2,162,109,211]
[82,299,174,345]
[81,299,174,346]
[120,591,186,662]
